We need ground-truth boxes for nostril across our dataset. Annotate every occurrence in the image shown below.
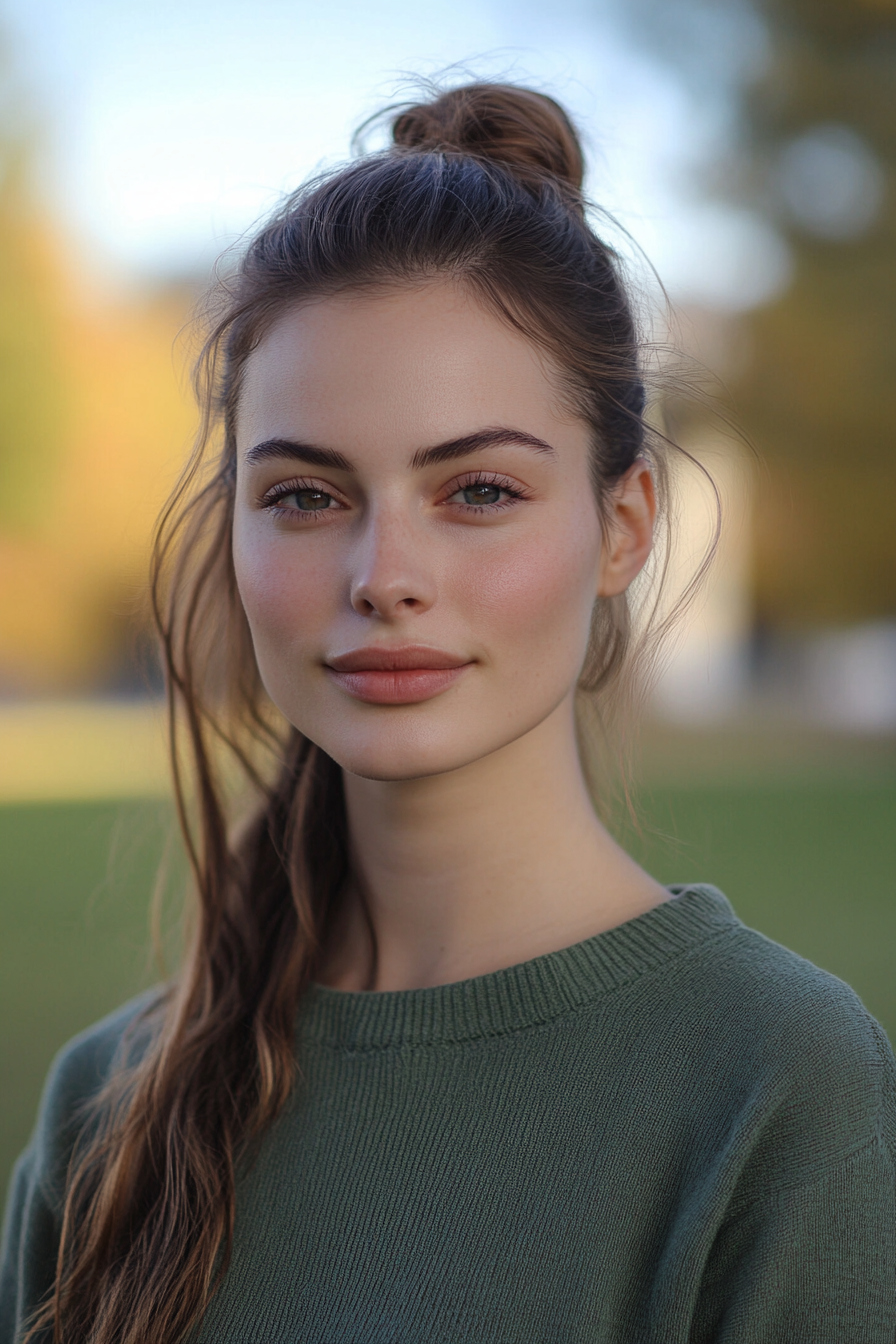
[350,568,436,616]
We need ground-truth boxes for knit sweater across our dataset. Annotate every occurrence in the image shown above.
[2,885,895,1342]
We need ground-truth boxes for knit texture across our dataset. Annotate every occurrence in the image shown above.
[2,885,895,1342]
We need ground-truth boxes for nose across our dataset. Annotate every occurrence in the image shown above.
[349,511,437,619]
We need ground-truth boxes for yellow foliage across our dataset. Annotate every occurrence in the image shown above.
[0,227,199,690]
[0,154,68,529]
[51,281,197,583]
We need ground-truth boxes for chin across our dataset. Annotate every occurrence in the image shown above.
[312,714,523,784]
[324,737,483,784]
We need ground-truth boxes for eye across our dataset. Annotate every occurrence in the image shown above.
[261,479,345,517]
[458,482,503,507]
[443,473,526,512]
[286,488,335,512]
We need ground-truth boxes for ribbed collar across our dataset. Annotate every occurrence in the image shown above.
[298,885,738,1050]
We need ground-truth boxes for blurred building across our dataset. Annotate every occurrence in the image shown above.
[640,0,896,734]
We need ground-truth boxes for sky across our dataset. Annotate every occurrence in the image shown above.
[2,0,790,310]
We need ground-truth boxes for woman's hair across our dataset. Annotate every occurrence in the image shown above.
[32,81,702,1343]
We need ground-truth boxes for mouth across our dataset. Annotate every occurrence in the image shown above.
[324,645,473,705]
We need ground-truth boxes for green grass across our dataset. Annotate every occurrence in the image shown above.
[623,781,896,1036]
[2,782,895,1205]
[0,801,178,1205]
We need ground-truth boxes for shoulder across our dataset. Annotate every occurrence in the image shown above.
[38,987,163,1124]
[682,888,888,1076]
[1,994,164,1340]
[28,989,164,1210]
[664,887,896,1188]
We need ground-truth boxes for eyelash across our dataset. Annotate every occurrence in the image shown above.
[259,471,531,520]
[261,477,344,521]
[443,471,531,513]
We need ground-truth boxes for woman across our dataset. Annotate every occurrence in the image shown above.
[2,82,894,1344]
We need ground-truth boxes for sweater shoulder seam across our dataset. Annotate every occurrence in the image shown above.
[725,1129,890,1219]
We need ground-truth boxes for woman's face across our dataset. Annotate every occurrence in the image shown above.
[233,282,645,781]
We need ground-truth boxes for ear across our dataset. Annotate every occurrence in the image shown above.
[596,460,657,598]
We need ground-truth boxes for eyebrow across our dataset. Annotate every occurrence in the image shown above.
[411,428,556,469]
[243,427,556,472]
[243,439,353,471]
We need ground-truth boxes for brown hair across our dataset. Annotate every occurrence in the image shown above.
[32,81,696,1343]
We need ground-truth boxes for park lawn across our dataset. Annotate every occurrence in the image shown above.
[2,781,895,1203]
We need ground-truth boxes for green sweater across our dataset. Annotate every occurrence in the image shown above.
[2,885,895,1342]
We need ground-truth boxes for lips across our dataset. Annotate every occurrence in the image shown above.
[324,645,472,704]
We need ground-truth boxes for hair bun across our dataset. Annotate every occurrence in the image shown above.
[391,83,585,194]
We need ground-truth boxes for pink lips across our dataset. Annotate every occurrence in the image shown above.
[325,645,472,704]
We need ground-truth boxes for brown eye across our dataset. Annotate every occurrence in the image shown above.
[461,483,503,506]
[289,489,333,511]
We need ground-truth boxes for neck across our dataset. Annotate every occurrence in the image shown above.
[320,697,666,992]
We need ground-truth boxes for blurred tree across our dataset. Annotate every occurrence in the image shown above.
[737,0,896,628]
[0,281,198,693]
[629,0,896,628]
[0,36,67,531]
[0,30,197,693]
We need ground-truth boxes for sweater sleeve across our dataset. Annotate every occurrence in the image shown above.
[0,992,160,1344]
[693,1134,896,1343]
[0,1145,59,1344]
[690,1006,896,1343]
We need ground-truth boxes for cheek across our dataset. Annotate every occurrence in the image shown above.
[463,506,601,663]
[232,521,337,654]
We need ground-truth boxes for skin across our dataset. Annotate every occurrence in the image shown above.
[233,281,668,991]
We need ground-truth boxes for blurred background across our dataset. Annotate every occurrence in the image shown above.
[1,0,894,1198]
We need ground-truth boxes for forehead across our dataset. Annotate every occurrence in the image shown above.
[236,282,574,451]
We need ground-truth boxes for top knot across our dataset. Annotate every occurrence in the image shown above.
[391,83,585,195]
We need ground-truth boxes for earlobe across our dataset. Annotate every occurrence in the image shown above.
[596,461,657,598]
